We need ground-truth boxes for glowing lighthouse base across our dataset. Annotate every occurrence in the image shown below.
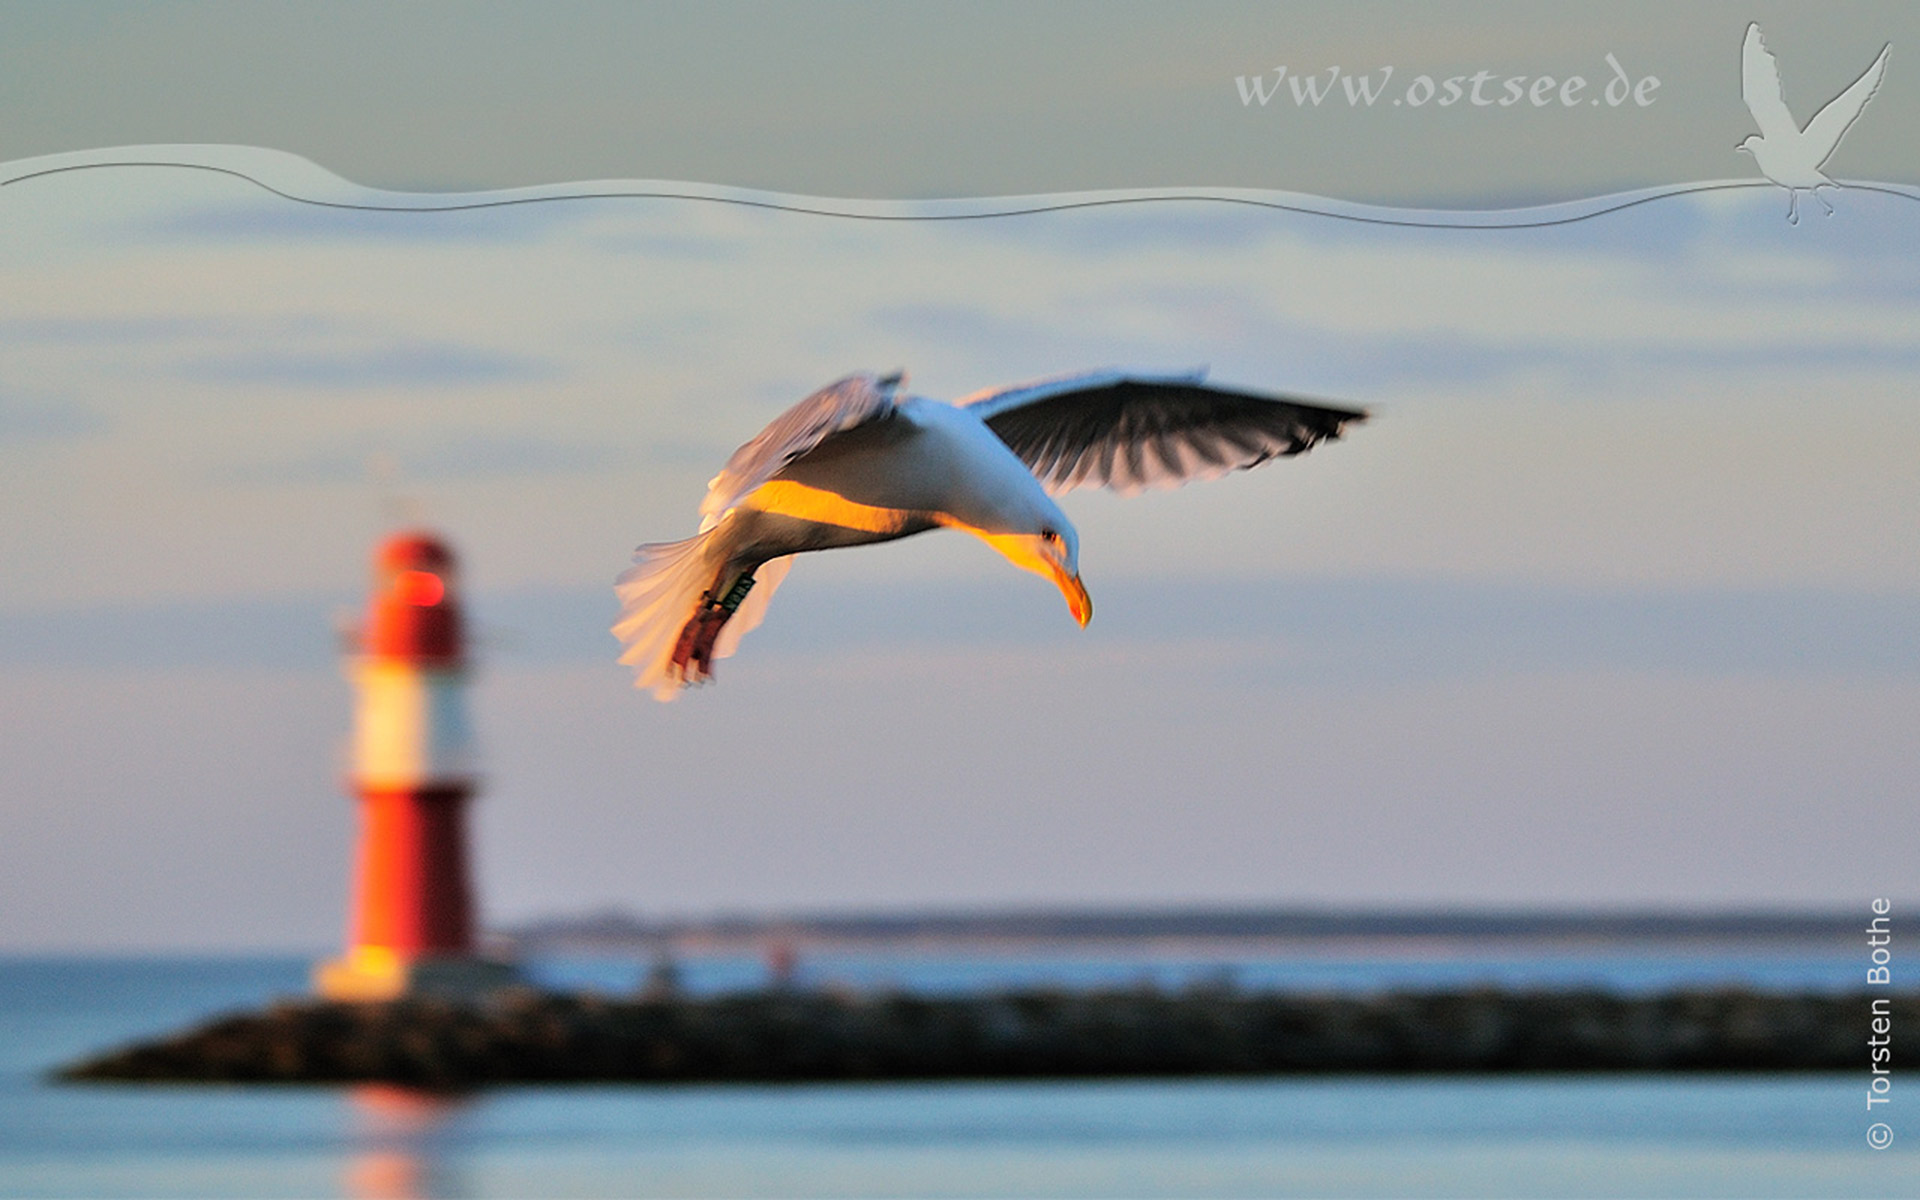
[314,948,519,1003]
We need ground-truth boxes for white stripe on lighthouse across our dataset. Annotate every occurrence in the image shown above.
[351,661,475,787]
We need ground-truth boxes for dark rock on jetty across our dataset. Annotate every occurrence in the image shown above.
[58,987,1906,1089]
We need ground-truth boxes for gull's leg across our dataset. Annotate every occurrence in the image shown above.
[670,568,759,683]
[1815,183,1836,217]
[1786,189,1801,225]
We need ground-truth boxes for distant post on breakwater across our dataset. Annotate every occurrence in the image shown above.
[314,530,517,1001]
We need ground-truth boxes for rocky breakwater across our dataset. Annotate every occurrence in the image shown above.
[58,986,1904,1089]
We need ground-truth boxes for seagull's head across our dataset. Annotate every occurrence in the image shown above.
[978,519,1091,628]
[1736,134,1762,155]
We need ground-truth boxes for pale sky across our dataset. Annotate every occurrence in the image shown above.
[2,2,1916,200]
[2,7,1918,950]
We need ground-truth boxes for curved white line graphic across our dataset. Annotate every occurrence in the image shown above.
[4,145,1917,229]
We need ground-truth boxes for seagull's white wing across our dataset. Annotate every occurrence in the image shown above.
[962,368,1366,496]
[698,372,902,529]
[1803,42,1890,168]
[1743,23,1799,140]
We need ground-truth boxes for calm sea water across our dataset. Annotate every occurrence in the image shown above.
[1,952,1910,1199]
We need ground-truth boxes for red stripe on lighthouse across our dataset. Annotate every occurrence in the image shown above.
[348,785,476,955]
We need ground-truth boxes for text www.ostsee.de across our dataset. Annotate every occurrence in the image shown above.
[1235,54,1659,110]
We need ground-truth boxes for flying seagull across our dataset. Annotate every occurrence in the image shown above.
[1738,22,1890,224]
[613,368,1365,699]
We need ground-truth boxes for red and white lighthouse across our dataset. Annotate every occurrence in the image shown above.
[315,531,516,1001]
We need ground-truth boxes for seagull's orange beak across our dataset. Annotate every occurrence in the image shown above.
[970,529,1092,627]
[1054,566,1092,627]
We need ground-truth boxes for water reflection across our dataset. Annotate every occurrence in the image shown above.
[345,1085,471,1200]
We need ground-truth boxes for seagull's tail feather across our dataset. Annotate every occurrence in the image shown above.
[613,531,732,700]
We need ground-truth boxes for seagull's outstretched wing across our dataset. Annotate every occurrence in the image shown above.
[1742,23,1799,140]
[1803,42,1890,168]
[962,369,1366,496]
[698,372,902,528]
